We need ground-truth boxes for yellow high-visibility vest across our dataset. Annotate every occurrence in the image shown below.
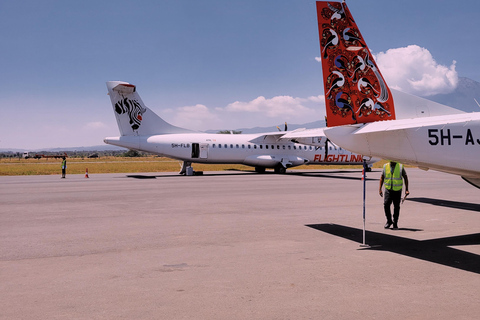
[384,162,403,191]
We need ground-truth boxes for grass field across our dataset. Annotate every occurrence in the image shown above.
[0,156,386,176]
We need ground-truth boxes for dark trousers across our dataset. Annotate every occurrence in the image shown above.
[384,188,402,223]
[62,168,66,178]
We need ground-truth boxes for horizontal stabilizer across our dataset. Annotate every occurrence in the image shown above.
[112,83,136,94]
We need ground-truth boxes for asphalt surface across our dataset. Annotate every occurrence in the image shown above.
[1,168,479,319]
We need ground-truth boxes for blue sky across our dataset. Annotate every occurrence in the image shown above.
[1,0,479,150]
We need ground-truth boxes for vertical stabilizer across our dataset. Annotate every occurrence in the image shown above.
[316,1,395,127]
[106,81,193,136]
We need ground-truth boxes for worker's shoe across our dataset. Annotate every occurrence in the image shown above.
[384,222,392,229]
[392,223,398,230]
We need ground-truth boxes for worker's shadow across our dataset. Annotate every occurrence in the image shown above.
[306,223,480,274]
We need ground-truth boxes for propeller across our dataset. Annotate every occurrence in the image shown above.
[277,122,288,131]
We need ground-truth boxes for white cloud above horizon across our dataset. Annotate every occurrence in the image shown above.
[168,104,222,131]
[164,95,325,131]
[374,45,458,96]
[85,121,107,129]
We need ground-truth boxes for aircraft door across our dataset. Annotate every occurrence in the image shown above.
[200,143,208,159]
[191,143,200,158]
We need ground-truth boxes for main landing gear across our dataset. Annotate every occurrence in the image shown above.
[179,161,192,175]
[274,164,286,174]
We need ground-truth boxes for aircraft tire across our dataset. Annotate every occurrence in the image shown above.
[255,167,266,173]
[274,165,286,174]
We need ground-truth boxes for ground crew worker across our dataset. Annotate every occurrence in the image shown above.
[61,157,67,178]
[379,161,409,229]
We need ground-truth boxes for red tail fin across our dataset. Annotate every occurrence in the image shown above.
[316,1,395,127]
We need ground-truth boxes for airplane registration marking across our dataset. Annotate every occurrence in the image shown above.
[171,143,190,148]
[428,129,480,146]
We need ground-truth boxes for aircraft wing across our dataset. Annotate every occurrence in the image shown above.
[280,128,327,147]
[248,128,327,147]
[352,113,475,135]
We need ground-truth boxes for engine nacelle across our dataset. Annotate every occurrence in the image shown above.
[244,155,308,168]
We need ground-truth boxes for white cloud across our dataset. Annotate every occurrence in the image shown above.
[162,95,326,131]
[85,121,107,129]
[374,45,458,96]
[306,95,324,103]
[224,95,318,118]
[171,104,222,130]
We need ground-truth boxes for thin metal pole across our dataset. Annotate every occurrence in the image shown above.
[360,159,369,247]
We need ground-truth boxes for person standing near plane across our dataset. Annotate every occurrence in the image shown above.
[379,161,409,229]
[61,156,67,178]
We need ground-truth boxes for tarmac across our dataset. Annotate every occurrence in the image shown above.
[1,168,479,319]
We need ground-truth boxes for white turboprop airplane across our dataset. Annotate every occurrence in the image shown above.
[316,0,480,188]
[104,81,377,174]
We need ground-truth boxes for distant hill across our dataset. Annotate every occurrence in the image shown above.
[428,77,480,113]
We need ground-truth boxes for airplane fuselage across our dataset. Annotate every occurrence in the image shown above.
[324,112,480,179]
[105,132,368,169]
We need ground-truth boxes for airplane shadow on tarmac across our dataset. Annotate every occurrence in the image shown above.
[306,223,480,274]
[406,197,480,212]
[124,170,378,180]
[289,170,379,181]
[124,172,257,179]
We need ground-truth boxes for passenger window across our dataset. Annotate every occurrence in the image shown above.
[236,144,239,148]
[282,145,285,150]
[242,144,245,148]
[277,145,280,149]
[248,145,251,149]
[266,145,269,149]
[288,146,291,150]
[254,145,257,149]
[260,145,263,149]
[293,146,296,150]
[225,144,228,148]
